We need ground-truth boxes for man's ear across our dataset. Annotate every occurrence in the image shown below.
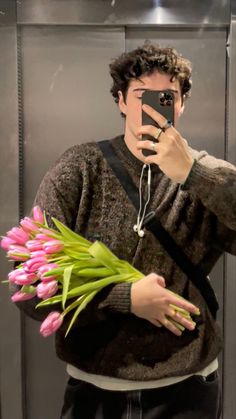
[118,91,127,116]
[179,103,185,116]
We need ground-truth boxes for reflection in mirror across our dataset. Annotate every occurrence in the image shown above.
[0,1,236,419]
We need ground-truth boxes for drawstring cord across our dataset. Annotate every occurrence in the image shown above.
[133,164,152,237]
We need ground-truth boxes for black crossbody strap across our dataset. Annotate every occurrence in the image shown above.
[98,140,219,318]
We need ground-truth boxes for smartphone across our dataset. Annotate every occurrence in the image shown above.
[141,90,175,156]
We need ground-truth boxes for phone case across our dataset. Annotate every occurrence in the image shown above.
[141,90,175,156]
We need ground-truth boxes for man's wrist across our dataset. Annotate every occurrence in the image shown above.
[181,158,197,187]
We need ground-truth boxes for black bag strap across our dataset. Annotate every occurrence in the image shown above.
[98,140,219,318]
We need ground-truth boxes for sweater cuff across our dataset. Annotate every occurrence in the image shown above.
[181,160,215,191]
[98,282,131,314]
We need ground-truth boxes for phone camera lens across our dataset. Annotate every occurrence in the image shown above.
[166,100,172,106]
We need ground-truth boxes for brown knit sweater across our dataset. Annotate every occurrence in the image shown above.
[16,135,236,381]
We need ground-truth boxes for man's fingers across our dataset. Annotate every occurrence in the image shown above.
[173,311,196,331]
[165,306,195,331]
[137,125,164,141]
[150,317,182,336]
[141,104,178,139]
[160,317,182,336]
[142,104,167,128]
[168,293,200,315]
[136,139,160,152]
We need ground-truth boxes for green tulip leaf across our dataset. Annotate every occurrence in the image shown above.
[65,290,98,337]
[52,217,90,246]
[62,265,74,310]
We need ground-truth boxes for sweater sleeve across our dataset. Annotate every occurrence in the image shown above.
[181,152,236,254]
[12,144,132,327]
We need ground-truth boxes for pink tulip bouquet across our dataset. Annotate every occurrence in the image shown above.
[1,206,198,338]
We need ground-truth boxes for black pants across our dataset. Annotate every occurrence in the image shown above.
[60,371,221,419]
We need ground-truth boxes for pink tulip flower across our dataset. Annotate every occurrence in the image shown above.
[26,240,43,252]
[40,228,58,237]
[24,256,48,273]
[32,206,44,224]
[14,272,38,286]
[8,268,38,285]
[0,236,16,251]
[35,233,53,242]
[7,245,31,261]
[38,263,59,282]
[7,227,29,245]
[20,217,39,233]
[30,250,47,258]
[11,290,37,302]
[36,280,58,299]
[8,268,25,282]
[43,240,64,254]
[40,311,63,337]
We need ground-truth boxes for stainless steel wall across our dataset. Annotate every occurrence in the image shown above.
[0,1,235,418]
[224,2,236,419]
[0,3,23,419]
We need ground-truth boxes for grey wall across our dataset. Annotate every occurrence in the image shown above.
[0,1,235,418]
[0,4,23,419]
[223,2,236,419]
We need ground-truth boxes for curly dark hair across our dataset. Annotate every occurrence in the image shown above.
[109,41,192,107]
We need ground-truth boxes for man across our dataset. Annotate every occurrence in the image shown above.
[16,42,236,418]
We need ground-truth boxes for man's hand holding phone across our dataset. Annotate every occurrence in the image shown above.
[141,90,175,157]
[138,90,194,184]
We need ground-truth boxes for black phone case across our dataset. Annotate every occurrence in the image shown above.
[141,90,175,156]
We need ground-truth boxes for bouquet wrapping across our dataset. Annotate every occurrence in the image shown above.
[1,206,198,337]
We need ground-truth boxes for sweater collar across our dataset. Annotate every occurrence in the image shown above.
[111,135,161,175]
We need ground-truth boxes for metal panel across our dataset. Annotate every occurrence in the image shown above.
[227,9,236,165]
[21,25,124,214]
[0,4,23,419]
[21,25,124,419]
[223,5,236,418]
[0,0,16,25]
[17,0,230,26]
